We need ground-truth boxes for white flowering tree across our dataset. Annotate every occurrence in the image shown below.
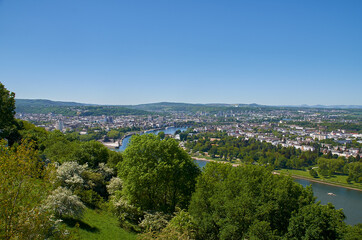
[107,177,123,196]
[44,187,85,219]
[97,162,114,181]
[56,161,87,190]
[139,212,170,232]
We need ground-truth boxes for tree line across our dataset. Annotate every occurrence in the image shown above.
[185,132,361,183]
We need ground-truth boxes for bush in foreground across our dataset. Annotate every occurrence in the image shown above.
[44,187,86,219]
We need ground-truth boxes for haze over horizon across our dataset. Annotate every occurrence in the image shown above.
[1,0,361,105]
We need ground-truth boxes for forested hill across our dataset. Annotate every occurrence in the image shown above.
[15,99,362,116]
[118,102,362,113]
[15,99,272,115]
[15,99,150,116]
[126,102,269,113]
[16,99,93,107]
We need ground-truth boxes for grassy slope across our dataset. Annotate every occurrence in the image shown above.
[277,169,362,191]
[63,208,137,240]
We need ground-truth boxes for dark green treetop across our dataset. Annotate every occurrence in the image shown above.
[118,134,200,213]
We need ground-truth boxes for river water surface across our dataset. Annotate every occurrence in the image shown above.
[295,178,361,225]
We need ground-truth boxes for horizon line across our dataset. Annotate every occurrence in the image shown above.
[15,98,362,108]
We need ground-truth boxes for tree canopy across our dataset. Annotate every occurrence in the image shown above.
[188,162,316,239]
[0,140,55,239]
[118,134,200,213]
[286,202,346,240]
[0,82,19,144]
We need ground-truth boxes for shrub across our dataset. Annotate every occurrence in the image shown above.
[309,168,318,178]
[0,140,56,239]
[107,177,123,195]
[44,187,85,219]
[57,161,87,190]
[139,212,171,232]
[138,210,197,240]
[97,162,114,181]
[111,196,143,232]
[74,189,104,209]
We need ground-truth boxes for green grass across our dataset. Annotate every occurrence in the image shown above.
[277,169,362,190]
[62,208,137,240]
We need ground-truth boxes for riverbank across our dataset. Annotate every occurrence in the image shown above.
[99,140,120,149]
[276,170,362,192]
[192,158,362,192]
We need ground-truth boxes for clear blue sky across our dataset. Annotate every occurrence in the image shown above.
[1,0,361,105]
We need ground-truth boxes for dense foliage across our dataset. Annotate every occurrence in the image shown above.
[285,203,346,239]
[185,132,361,184]
[186,132,320,168]
[118,134,200,213]
[0,82,20,144]
[189,163,315,239]
[0,140,65,239]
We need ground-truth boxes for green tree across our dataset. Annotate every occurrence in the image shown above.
[318,157,345,177]
[139,210,197,240]
[285,202,346,239]
[246,220,278,240]
[309,168,319,178]
[107,129,120,140]
[158,131,165,140]
[0,140,55,239]
[107,150,123,169]
[343,224,362,240]
[71,140,109,168]
[0,82,20,145]
[42,131,76,163]
[179,131,189,141]
[189,162,315,239]
[347,162,362,183]
[118,134,200,213]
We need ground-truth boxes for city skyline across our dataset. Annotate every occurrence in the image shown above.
[1,0,361,105]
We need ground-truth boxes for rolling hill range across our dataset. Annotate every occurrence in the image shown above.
[15,99,362,116]
[15,99,150,116]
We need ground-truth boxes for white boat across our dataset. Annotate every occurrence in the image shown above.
[327,192,336,196]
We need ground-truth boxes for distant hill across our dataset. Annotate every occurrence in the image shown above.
[278,104,362,109]
[15,99,150,116]
[15,99,362,116]
[127,102,269,113]
[128,102,211,112]
[16,99,94,107]
[304,105,362,109]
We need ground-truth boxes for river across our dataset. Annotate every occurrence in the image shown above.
[295,178,362,226]
[194,160,362,225]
